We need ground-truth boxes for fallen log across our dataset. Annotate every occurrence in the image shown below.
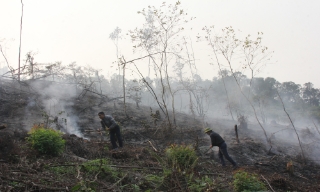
[84,129,106,133]
[109,165,162,170]
[62,154,88,162]
[46,164,163,170]
[199,172,225,176]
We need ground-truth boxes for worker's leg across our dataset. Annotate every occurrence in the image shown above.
[219,142,237,166]
[109,131,118,149]
[218,148,226,166]
[115,126,123,148]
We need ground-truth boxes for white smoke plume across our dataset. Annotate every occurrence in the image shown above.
[25,80,83,137]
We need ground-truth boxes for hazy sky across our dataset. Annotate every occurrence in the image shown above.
[1,0,320,87]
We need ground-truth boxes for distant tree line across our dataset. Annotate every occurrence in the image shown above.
[1,1,319,127]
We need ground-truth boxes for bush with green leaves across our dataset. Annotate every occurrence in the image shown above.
[165,144,198,172]
[188,175,213,192]
[233,170,267,192]
[71,180,96,192]
[72,159,120,192]
[145,174,165,188]
[81,159,119,179]
[27,126,65,156]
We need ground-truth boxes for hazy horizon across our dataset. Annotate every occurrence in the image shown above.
[1,0,320,87]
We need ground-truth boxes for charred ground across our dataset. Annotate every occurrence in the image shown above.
[1,80,320,192]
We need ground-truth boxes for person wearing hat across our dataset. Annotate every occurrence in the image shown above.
[204,128,237,168]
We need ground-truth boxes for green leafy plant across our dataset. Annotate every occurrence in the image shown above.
[145,173,165,188]
[188,175,213,192]
[82,159,119,179]
[27,125,65,156]
[233,170,267,192]
[71,159,120,191]
[131,184,141,192]
[165,144,198,172]
[71,180,96,192]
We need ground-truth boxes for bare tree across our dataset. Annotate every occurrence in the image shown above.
[18,0,24,81]
[204,26,273,150]
[276,89,306,163]
[129,2,195,128]
[127,79,143,108]
[109,27,122,79]
[0,43,15,78]
[120,56,128,117]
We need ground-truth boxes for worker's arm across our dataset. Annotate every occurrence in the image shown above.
[210,134,215,148]
[100,120,110,131]
[205,145,213,154]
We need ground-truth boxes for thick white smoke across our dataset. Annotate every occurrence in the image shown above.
[25,80,83,137]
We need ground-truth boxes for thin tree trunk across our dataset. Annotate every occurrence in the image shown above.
[312,120,320,136]
[276,89,305,163]
[218,66,235,121]
[229,64,272,151]
[18,0,24,81]
[121,56,128,118]
[207,36,234,121]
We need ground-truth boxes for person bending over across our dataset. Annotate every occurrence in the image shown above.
[204,128,237,169]
[98,112,123,150]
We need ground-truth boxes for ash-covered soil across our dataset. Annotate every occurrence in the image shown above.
[1,114,320,191]
[1,80,320,191]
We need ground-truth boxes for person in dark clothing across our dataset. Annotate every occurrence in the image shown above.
[98,112,123,150]
[204,128,237,168]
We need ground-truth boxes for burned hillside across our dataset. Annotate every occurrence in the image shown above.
[1,77,320,192]
[1,3,320,189]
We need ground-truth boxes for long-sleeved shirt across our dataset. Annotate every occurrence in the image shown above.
[209,131,225,146]
[100,115,118,131]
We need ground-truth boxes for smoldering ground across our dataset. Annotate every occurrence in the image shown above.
[20,80,83,136]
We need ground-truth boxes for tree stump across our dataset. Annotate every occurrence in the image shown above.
[235,124,240,143]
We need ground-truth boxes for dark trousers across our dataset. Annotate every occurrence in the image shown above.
[110,126,123,149]
[218,142,237,166]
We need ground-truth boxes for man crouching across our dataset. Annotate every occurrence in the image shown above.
[98,112,123,150]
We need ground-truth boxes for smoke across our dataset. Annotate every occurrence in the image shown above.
[3,60,317,163]
[25,80,83,137]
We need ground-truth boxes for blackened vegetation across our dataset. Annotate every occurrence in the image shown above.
[0,79,319,191]
[0,83,28,118]
[2,70,318,188]
[0,132,15,161]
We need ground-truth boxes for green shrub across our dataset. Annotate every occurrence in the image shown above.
[145,173,165,188]
[188,176,213,192]
[233,170,267,192]
[165,144,198,172]
[71,180,96,192]
[82,159,119,179]
[27,126,65,156]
